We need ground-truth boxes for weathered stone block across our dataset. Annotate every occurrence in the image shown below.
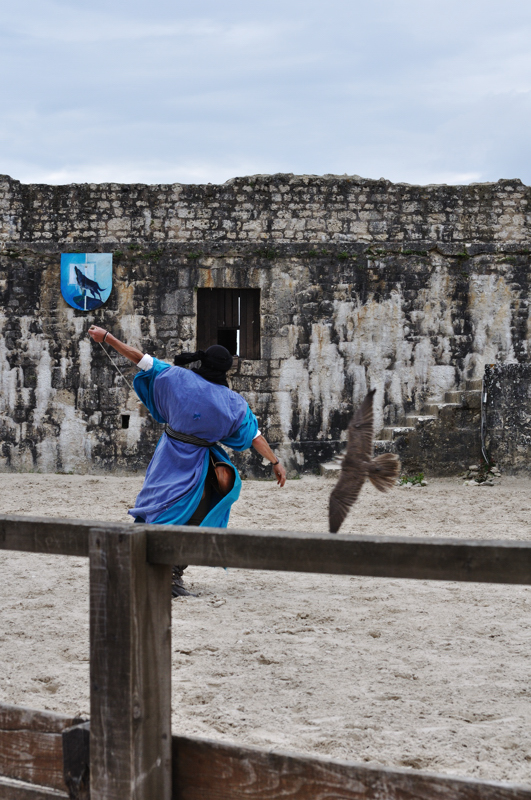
[161,289,193,315]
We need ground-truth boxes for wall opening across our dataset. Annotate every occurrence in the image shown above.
[121,415,130,429]
[197,288,260,359]
[217,329,238,355]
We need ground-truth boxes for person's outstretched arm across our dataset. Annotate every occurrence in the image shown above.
[252,434,286,487]
[88,326,143,364]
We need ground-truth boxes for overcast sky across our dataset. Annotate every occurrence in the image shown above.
[1,0,530,186]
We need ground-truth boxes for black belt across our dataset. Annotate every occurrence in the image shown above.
[164,424,216,448]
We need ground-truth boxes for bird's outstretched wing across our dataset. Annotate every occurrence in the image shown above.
[328,389,376,533]
[346,388,376,460]
[329,471,365,533]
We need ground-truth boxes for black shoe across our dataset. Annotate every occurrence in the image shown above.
[171,581,197,598]
[172,566,197,598]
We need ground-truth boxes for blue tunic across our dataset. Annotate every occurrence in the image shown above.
[129,358,258,527]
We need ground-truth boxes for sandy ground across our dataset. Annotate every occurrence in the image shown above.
[0,473,530,785]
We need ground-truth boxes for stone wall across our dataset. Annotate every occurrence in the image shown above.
[2,173,530,245]
[0,173,530,475]
[485,364,531,473]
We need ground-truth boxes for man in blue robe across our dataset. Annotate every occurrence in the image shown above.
[88,325,286,595]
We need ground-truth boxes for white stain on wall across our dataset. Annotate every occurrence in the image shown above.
[0,312,18,415]
[0,344,18,415]
[335,290,412,431]
[467,274,516,372]
[277,322,345,441]
[33,347,54,427]
[58,405,88,473]
[308,323,345,438]
[78,339,92,388]
[415,267,455,340]
[37,438,58,473]
[278,354,310,440]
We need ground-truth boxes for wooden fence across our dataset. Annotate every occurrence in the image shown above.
[0,513,530,800]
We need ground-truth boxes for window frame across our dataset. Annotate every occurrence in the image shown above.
[196,288,261,360]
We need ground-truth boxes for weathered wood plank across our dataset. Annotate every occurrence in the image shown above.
[147,527,531,585]
[226,289,239,329]
[2,513,531,585]
[89,527,172,800]
[0,705,81,736]
[0,704,83,792]
[239,288,260,359]
[172,735,531,800]
[0,776,68,800]
[249,288,261,359]
[0,516,90,557]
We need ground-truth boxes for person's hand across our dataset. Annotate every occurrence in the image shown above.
[273,462,286,487]
[88,325,108,343]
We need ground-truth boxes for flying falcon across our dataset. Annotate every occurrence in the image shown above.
[329,389,400,533]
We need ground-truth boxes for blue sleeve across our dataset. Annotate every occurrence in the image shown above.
[220,406,259,451]
[132,357,172,423]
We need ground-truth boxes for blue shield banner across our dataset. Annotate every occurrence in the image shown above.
[60,253,112,311]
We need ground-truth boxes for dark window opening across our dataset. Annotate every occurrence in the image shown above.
[121,414,130,429]
[217,329,238,356]
[196,289,260,359]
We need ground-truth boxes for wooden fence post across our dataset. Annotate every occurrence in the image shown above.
[89,527,172,800]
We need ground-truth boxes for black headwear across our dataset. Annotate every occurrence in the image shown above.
[174,345,233,387]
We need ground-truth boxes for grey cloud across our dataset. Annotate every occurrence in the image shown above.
[0,0,530,185]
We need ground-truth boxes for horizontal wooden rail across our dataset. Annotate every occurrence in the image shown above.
[0,776,68,799]
[0,704,83,796]
[2,705,530,800]
[146,526,531,584]
[1,514,531,584]
[0,704,531,800]
[172,735,531,800]
[0,516,90,557]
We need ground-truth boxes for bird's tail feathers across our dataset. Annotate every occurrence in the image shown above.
[368,454,400,492]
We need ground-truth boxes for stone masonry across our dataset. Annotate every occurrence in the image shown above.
[484,364,531,473]
[0,173,530,475]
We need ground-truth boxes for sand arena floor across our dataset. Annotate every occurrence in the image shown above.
[0,473,530,784]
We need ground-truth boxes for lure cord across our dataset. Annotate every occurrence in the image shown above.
[98,341,135,392]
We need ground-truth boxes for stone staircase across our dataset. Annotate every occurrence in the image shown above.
[320,380,483,478]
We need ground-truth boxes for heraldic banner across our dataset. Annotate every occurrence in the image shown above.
[60,253,113,311]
